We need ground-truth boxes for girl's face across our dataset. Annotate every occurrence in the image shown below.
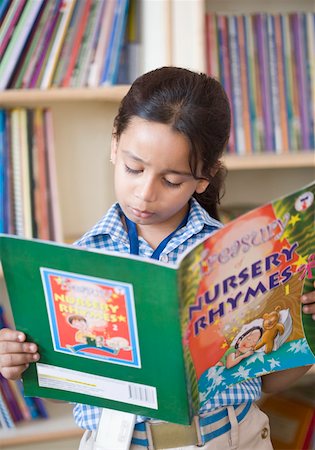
[111,117,209,240]
[238,329,261,353]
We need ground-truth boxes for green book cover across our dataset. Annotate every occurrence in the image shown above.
[0,182,314,425]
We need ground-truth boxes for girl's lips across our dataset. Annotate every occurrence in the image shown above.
[130,208,154,219]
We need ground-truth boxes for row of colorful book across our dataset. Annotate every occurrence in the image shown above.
[0,305,48,428]
[205,12,315,155]
[0,0,130,89]
[0,108,62,240]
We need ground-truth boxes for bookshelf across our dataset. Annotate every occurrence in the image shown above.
[0,0,314,447]
[1,402,82,448]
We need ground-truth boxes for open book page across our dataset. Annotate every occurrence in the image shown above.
[178,182,315,408]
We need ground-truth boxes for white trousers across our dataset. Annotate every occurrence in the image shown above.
[78,403,273,450]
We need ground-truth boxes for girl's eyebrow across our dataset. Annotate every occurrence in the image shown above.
[122,150,193,177]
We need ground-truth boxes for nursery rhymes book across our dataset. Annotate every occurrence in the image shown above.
[0,182,314,425]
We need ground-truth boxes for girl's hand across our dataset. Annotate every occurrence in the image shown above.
[0,328,40,380]
[301,281,315,321]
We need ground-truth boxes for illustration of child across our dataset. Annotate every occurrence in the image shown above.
[218,326,263,369]
[67,314,130,356]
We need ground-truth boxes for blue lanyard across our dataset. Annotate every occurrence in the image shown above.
[124,210,189,260]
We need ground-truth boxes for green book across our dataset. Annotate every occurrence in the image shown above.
[1,182,314,425]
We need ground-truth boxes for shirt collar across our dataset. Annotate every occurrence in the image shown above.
[81,203,129,244]
[83,199,222,247]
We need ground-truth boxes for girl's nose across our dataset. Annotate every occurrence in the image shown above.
[135,176,157,202]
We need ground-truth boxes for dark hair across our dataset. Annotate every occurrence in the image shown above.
[235,326,263,349]
[113,66,231,220]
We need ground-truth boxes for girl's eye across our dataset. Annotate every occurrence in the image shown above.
[125,164,142,174]
[164,178,182,188]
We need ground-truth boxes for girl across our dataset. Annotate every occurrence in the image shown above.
[0,67,314,450]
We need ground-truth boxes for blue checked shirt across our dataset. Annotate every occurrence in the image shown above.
[73,198,262,430]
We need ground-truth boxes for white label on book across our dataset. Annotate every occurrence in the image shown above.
[36,363,158,409]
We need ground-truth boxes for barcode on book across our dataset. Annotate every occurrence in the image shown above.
[128,383,156,406]
[36,363,158,409]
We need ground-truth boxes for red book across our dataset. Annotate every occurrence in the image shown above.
[62,0,92,87]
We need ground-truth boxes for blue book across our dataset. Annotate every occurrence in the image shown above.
[0,0,10,22]
[0,110,5,233]
[101,0,129,85]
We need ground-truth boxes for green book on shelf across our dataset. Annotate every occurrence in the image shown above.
[0,182,314,425]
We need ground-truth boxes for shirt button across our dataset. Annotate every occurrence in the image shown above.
[160,254,169,263]
[261,427,269,439]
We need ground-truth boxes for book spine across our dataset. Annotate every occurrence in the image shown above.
[254,13,273,151]
[70,0,101,87]
[289,14,302,150]
[0,375,24,422]
[0,0,43,90]
[19,109,33,238]
[44,109,63,242]
[0,389,14,428]
[52,0,83,87]
[40,0,76,89]
[61,0,92,87]
[267,14,282,153]
[19,2,54,89]
[0,110,5,233]
[103,0,130,85]
[274,14,289,152]
[244,14,259,153]
[28,1,62,89]
[281,14,296,150]
[0,0,26,59]
[80,0,106,87]
[10,109,24,236]
[237,14,252,154]
[205,13,219,79]
[3,111,12,234]
[87,0,116,87]
[8,379,32,421]
[216,15,235,154]
[0,0,10,21]
[228,15,245,154]
[291,13,311,150]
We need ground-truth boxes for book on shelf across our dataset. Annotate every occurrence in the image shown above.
[0,182,314,425]
[205,11,315,155]
[0,305,48,428]
[0,108,62,241]
[0,0,44,90]
[0,0,131,89]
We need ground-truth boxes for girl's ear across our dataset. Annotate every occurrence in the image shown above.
[110,134,118,164]
[195,179,210,194]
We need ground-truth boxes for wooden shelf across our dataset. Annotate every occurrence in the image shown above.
[0,401,83,447]
[0,86,129,104]
[224,152,315,170]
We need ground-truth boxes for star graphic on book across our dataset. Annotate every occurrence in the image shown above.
[292,254,308,268]
[232,366,251,380]
[267,358,281,370]
[288,339,309,354]
[288,214,301,226]
[117,315,126,322]
[246,352,265,365]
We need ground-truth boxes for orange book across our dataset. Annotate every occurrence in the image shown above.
[62,0,92,87]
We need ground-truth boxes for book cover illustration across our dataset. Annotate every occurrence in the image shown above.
[179,184,315,408]
[41,268,141,368]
